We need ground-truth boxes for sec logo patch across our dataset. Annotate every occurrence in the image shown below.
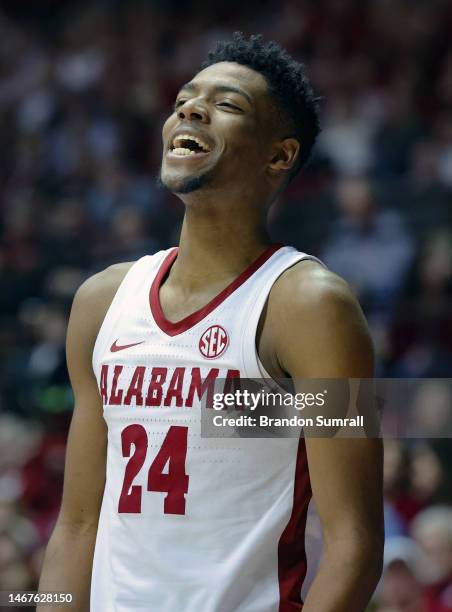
[199,325,229,359]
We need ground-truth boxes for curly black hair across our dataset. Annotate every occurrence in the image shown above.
[202,32,321,178]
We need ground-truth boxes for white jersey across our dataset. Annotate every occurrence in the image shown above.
[91,245,321,612]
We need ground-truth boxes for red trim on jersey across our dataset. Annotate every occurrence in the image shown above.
[278,438,312,612]
[149,244,283,336]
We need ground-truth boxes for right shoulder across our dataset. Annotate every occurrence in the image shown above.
[69,262,135,352]
[74,261,135,312]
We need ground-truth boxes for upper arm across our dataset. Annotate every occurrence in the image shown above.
[269,264,383,549]
[57,263,132,528]
[274,263,374,378]
[57,277,109,529]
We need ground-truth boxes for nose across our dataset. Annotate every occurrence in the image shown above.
[177,99,209,123]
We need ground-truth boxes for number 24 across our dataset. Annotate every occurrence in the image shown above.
[118,424,189,515]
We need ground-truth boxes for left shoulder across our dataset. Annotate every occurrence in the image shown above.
[270,258,359,318]
[266,259,373,377]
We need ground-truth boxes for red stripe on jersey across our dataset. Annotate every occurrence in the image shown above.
[149,244,283,336]
[278,438,312,611]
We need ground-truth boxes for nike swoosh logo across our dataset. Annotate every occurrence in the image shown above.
[110,340,145,352]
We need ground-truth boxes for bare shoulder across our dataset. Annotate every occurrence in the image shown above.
[265,259,373,377]
[69,262,135,352]
[270,259,357,315]
[74,261,135,312]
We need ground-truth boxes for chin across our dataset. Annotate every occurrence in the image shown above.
[160,169,211,194]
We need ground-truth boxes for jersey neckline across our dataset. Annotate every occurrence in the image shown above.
[149,244,284,336]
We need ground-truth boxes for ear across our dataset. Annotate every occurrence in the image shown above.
[268,138,300,175]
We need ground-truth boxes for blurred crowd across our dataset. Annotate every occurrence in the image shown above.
[0,0,451,609]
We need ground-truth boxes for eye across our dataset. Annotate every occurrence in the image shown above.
[174,99,187,110]
[217,101,242,111]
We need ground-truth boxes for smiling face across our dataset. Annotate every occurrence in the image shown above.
[160,62,296,199]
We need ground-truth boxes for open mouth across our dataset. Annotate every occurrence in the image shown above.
[169,134,212,156]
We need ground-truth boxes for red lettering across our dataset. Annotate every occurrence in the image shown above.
[109,365,124,405]
[118,424,189,515]
[145,367,167,406]
[186,368,219,408]
[147,426,189,515]
[99,364,109,404]
[124,366,145,406]
[164,367,185,407]
[222,369,241,392]
[118,424,147,513]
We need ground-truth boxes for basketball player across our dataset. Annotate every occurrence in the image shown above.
[38,33,384,611]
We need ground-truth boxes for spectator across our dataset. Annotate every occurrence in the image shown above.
[321,176,414,317]
[411,506,452,612]
[374,536,431,612]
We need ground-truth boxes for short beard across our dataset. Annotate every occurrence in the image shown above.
[157,170,211,194]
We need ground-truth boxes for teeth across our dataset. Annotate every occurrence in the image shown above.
[171,134,211,152]
[172,147,196,156]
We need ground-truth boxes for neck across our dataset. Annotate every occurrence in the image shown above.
[169,195,272,290]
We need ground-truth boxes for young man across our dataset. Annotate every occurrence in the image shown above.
[39,33,384,611]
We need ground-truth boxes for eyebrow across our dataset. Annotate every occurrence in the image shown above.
[179,81,253,104]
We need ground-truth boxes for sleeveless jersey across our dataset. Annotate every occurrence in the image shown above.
[91,244,321,612]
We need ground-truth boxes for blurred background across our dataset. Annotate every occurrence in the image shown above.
[0,0,451,609]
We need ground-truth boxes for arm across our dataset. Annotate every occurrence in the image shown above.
[270,263,384,612]
[38,265,130,611]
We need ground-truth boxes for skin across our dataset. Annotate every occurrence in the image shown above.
[38,61,383,611]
